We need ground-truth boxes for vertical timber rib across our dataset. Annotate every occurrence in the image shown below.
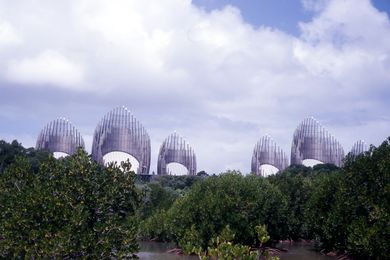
[91,106,151,174]
[157,132,197,175]
[291,117,345,167]
[36,117,85,155]
[350,140,369,156]
[251,135,289,176]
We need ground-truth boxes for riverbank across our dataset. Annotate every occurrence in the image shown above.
[138,241,335,260]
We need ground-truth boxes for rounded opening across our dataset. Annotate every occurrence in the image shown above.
[103,151,139,172]
[53,152,69,159]
[258,164,279,177]
[166,162,189,176]
[302,159,324,167]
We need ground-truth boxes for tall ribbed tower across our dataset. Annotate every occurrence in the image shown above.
[157,132,197,175]
[91,106,151,174]
[291,117,344,167]
[36,117,85,156]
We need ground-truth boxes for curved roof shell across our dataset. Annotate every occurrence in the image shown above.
[251,135,289,175]
[350,140,369,156]
[91,106,151,174]
[36,117,85,155]
[157,132,196,175]
[291,117,344,167]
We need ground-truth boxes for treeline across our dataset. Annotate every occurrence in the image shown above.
[138,140,390,259]
[0,139,389,259]
[0,142,141,258]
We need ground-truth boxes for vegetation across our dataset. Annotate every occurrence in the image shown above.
[140,171,289,247]
[193,225,279,260]
[305,140,390,259]
[140,139,390,259]
[0,148,141,258]
[0,140,49,173]
[0,138,389,259]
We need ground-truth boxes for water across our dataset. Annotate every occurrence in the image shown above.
[138,241,334,260]
[277,242,333,260]
[138,241,196,260]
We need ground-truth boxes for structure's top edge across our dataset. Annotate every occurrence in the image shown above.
[254,135,287,155]
[350,139,369,156]
[161,132,194,153]
[37,117,85,150]
[96,106,149,135]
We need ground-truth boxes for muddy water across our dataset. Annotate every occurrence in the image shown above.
[138,241,334,260]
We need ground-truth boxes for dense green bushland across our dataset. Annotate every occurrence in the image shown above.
[0,148,141,258]
[0,140,50,173]
[140,139,390,259]
[304,140,390,259]
[140,171,289,249]
[137,175,203,220]
[267,163,342,241]
[0,138,389,259]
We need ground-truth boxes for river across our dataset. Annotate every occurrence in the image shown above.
[138,241,334,260]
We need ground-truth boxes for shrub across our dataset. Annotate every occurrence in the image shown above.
[0,149,141,258]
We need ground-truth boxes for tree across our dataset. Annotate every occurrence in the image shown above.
[268,165,314,240]
[0,149,141,258]
[304,138,390,259]
[160,171,289,249]
[196,170,208,177]
[0,140,49,173]
[341,139,390,259]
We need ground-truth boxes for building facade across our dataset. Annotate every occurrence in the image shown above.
[251,135,289,176]
[291,117,345,167]
[91,106,151,174]
[36,117,85,156]
[157,132,197,175]
[350,140,369,156]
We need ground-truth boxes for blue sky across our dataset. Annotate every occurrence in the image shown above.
[193,0,313,34]
[193,0,390,34]
[0,0,390,174]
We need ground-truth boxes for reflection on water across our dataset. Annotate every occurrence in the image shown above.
[138,241,334,260]
[278,242,333,260]
[138,241,196,260]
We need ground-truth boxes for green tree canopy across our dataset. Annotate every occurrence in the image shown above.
[0,140,49,173]
[141,171,289,248]
[0,149,141,258]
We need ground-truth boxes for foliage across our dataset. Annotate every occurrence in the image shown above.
[304,170,347,250]
[0,149,141,258]
[256,225,270,245]
[304,138,390,259]
[137,175,201,241]
[138,182,178,220]
[268,165,314,240]
[141,171,289,248]
[1,138,390,259]
[193,225,279,260]
[0,140,50,173]
[341,139,390,259]
[197,170,209,176]
[269,163,344,240]
[137,183,176,242]
[150,175,202,191]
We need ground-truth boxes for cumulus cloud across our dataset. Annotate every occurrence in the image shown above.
[0,21,21,47]
[0,0,389,173]
[296,0,390,80]
[5,50,84,88]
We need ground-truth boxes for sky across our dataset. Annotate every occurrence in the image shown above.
[1,0,390,174]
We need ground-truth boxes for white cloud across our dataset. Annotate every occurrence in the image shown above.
[0,21,21,46]
[5,50,85,88]
[0,0,389,173]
